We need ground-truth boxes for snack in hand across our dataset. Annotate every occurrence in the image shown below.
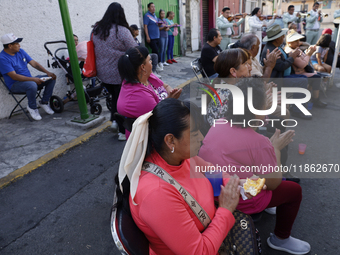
[40,77,52,81]
[243,177,265,196]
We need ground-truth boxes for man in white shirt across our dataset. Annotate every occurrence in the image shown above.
[283,5,301,28]
[306,2,323,44]
[216,7,245,50]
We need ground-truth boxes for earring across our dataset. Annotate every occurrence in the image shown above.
[171,147,175,153]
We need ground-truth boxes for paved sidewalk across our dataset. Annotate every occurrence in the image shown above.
[0,51,200,185]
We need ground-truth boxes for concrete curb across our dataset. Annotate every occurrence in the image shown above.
[0,121,111,189]
[0,72,198,189]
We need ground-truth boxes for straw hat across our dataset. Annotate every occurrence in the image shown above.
[263,24,288,42]
[286,30,305,42]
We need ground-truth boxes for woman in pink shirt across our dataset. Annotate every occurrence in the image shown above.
[117,46,182,139]
[116,98,249,254]
[199,78,311,255]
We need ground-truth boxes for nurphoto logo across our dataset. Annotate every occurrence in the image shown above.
[200,83,312,128]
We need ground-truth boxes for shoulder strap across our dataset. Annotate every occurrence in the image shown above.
[142,162,211,229]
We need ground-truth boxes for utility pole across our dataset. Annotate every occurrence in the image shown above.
[58,0,97,123]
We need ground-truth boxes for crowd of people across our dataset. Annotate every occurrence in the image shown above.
[115,3,339,255]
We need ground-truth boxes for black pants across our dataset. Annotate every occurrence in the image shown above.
[149,38,160,63]
[102,83,125,134]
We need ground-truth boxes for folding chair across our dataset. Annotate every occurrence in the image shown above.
[191,58,212,99]
[114,112,136,133]
[111,194,149,255]
[0,72,42,121]
[190,58,211,85]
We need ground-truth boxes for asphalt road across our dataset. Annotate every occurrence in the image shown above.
[1,84,340,254]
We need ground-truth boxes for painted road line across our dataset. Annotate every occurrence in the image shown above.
[0,121,111,189]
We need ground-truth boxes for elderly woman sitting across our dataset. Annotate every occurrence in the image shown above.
[117,46,181,139]
[116,98,249,254]
[199,78,311,255]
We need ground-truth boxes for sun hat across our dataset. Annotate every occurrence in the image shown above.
[263,24,288,42]
[286,29,305,42]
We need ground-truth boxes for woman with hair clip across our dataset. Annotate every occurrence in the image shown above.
[117,46,182,139]
[92,2,137,141]
[116,98,258,254]
[199,78,311,255]
[248,7,276,60]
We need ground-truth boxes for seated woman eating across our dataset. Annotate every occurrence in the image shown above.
[116,98,254,254]
[117,46,182,139]
[199,78,311,255]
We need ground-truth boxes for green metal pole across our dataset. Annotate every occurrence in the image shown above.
[58,0,89,120]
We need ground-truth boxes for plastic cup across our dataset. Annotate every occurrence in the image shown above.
[206,171,223,196]
[299,143,307,155]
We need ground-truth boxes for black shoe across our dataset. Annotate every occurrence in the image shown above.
[291,111,312,120]
[283,173,300,183]
[312,98,327,108]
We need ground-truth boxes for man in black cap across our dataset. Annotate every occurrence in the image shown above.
[0,33,56,120]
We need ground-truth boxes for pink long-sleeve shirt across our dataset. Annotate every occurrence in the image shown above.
[129,152,235,255]
[117,73,165,139]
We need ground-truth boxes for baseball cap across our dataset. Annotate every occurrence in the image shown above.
[1,33,23,45]
[130,24,139,31]
[322,28,332,35]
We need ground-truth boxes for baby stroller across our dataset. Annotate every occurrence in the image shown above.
[44,40,111,115]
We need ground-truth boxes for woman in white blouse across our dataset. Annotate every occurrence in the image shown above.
[248,7,275,60]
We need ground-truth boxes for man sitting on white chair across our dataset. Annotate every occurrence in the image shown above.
[0,33,56,120]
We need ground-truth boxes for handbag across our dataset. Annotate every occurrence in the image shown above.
[82,33,97,77]
[219,210,261,255]
[142,162,261,254]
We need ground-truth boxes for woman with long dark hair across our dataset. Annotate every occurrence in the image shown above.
[92,2,137,141]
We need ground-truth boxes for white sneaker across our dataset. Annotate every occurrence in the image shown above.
[154,73,162,79]
[163,62,169,66]
[27,105,42,121]
[38,102,54,115]
[111,120,118,133]
[118,132,126,141]
[264,207,276,215]
[156,63,163,71]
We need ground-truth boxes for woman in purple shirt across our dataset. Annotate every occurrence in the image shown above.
[117,46,182,139]
[92,2,137,140]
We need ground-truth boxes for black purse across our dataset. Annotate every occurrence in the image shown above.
[219,210,261,255]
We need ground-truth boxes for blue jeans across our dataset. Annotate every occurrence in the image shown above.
[167,35,174,60]
[159,36,168,63]
[10,75,55,109]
